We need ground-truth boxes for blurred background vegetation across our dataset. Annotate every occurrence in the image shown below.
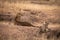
[0,0,60,5]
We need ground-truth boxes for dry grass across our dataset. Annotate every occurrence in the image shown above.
[0,22,60,40]
[0,1,60,40]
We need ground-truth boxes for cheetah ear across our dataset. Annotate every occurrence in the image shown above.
[17,13,23,16]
